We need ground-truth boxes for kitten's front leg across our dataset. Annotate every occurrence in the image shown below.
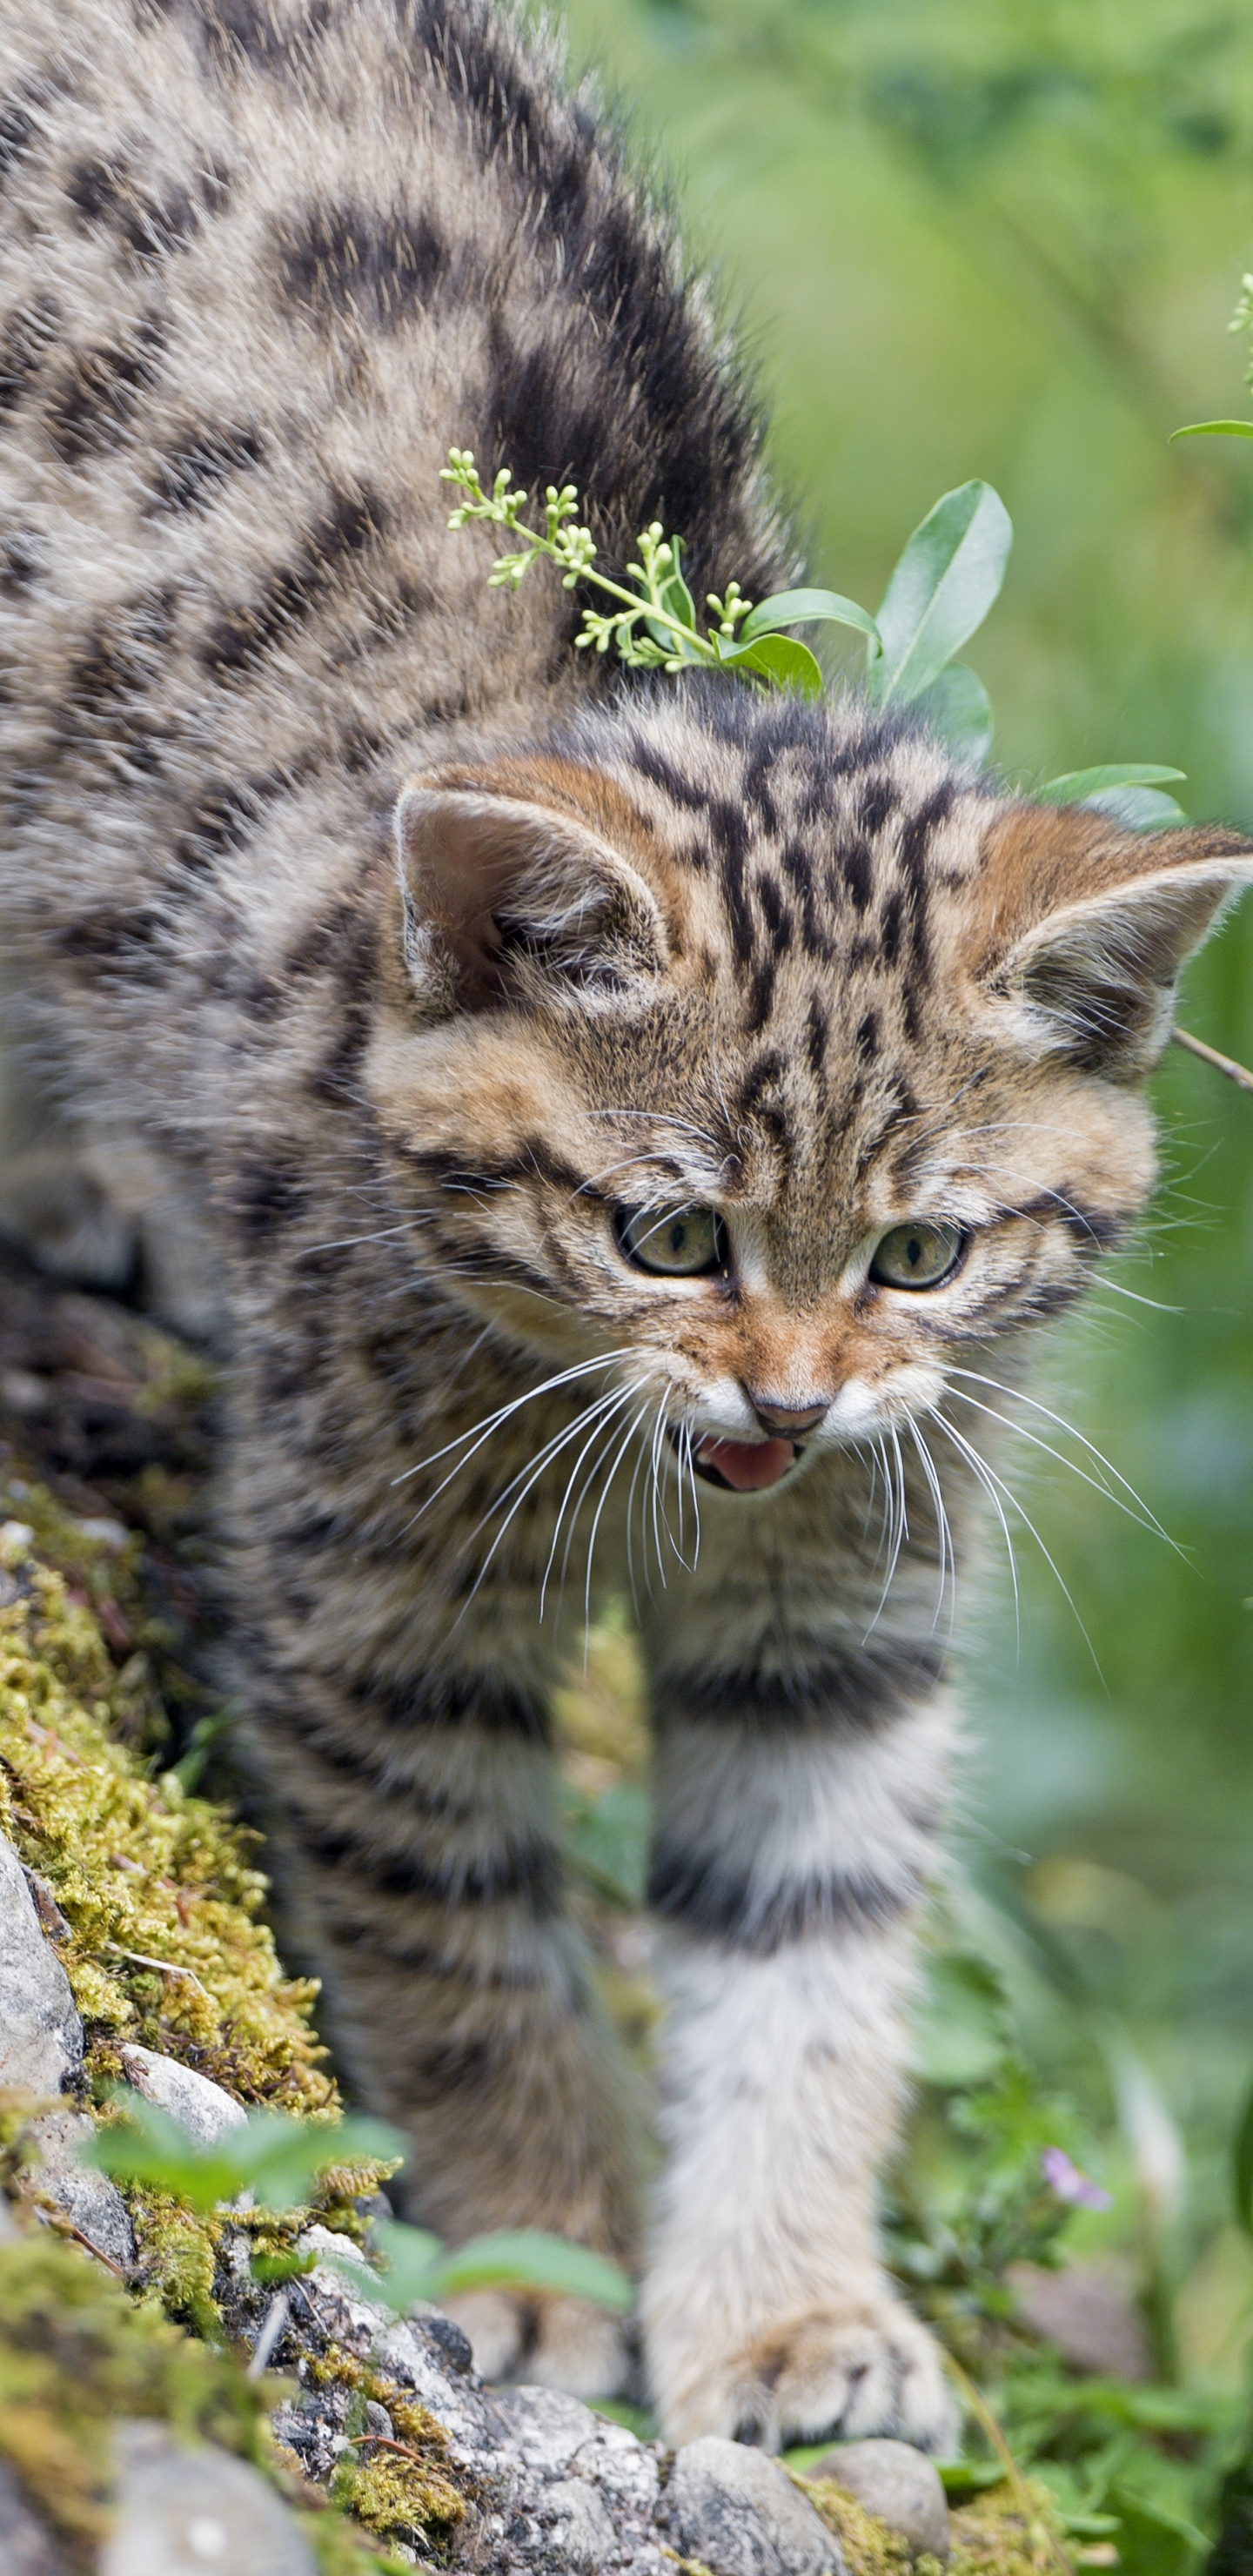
[640,1659,960,2453]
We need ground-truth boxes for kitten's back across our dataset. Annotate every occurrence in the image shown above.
[0,0,790,905]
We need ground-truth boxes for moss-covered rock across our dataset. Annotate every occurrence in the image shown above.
[0,1515,330,2114]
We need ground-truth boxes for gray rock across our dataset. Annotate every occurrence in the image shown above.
[30,2107,136,2272]
[809,2441,950,2562]
[541,2477,620,2572]
[572,2421,661,2514]
[0,1830,83,2095]
[665,2437,843,2576]
[493,2384,604,2473]
[0,2458,73,2575]
[99,2422,317,2576]
[120,2044,248,2145]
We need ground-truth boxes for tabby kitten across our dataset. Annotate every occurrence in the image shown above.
[1,0,1249,2452]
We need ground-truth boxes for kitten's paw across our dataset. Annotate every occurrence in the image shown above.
[439,2287,630,2401]
[656,2295,959,2456]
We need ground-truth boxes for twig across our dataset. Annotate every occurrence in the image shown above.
[941,2348,1073,2576]
[1172,1025,1253,1093]
[37,2207,127,2278]
[346,2434,429,2465]
[106,1943,210,1996]
[247,2288,291,2378]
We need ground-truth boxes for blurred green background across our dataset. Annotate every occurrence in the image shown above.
[540,0,1253,2398]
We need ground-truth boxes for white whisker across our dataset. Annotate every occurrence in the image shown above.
[540,1389,637,1614]
[929,1405,1102,1675]
[392,1348,633,1493]
[863,1423,909,1638]
[945,1368,1178,1550]
[583,1402,652,1642]
[909,1419,955,1633]
[459,1389,628,1610]
[648,1403,669,1589]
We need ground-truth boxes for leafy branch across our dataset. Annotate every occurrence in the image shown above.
[442,447,875,698]
[441,446,1177,804]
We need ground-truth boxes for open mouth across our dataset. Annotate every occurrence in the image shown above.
[687,1432,801,1493]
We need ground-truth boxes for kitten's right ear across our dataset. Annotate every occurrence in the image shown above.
[393,778,667,1014]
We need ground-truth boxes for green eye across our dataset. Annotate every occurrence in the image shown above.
[616,1204,726,1278]
[869,1220,964,1291]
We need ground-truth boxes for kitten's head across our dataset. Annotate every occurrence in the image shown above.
[367,682,1252,1495]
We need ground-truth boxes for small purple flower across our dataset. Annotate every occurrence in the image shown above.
[1041,2145,1113,2210]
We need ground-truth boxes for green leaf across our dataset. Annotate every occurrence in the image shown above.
[368,2218,446,2310]
[1170,420,1253,439]
[871,480,1012,706]
[911,1949,1012,2090]
[935,2463,1012,2498]
[909,662,994,768]
[84,2097,403,2215]
[1234,2066,1253,2236]
[740,587,880,647]
[1108,2487,1207,2576]
[318,2222,633,2320]
[718,633,825,696]
[1037,766,1187,804]
[87,2098,243,2212]
[234,2111,402,2211]
[1082,788,1188,831]
[1037,766,1189,832]
[433,2229,633,2311]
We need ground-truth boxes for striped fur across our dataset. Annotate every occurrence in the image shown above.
[2,0,1251,2446]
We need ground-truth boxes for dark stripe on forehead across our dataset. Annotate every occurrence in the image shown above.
[1007,1191,1127,1251]
[859,772,901,837]
[781,840,832,961]
[626,737,710,816]
[842,834,874,913]
[720,824,754,966]
[757,873,792,955]
[745,958,775,1033]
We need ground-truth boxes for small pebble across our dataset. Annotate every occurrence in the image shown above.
[808,2439,949,2563]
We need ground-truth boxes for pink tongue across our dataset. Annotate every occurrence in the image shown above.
[696,1435,796,1493]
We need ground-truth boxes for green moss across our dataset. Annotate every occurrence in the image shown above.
[948,2484,1073,2576]
[799,2470,1070,2576]
[0,2230,269,2567]
[797,2476,917,2576]
[0,1513,332,2115]
[311,2343,467,2547]
[0,2228,429,2573]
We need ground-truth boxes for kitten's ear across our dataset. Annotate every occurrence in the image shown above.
[983,811,1253,1077]
[393,777,667,1013]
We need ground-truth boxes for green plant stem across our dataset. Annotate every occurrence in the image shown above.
[513,533,716,663]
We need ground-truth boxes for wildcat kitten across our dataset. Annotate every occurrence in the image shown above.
[1,0,1250,2452]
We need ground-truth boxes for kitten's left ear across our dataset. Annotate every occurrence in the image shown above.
[986,815,1253,1077]
[393,772,667,1014]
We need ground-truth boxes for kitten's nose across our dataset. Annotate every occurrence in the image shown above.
[744,1391,829,1436]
